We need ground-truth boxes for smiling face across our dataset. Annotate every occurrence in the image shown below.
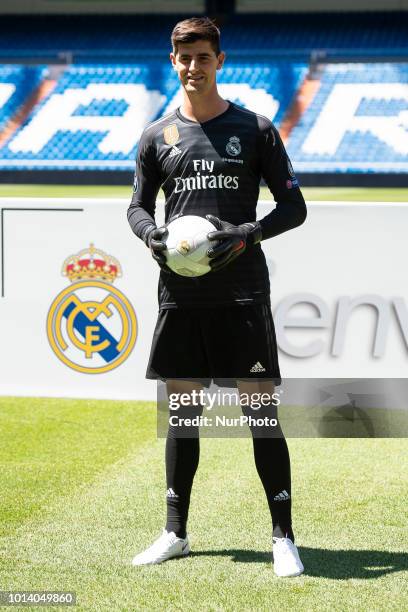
[170,40,225,96]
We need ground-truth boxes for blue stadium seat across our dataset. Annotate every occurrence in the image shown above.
[0,65,47,131]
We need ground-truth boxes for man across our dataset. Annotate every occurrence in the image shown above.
[127,16,306,577]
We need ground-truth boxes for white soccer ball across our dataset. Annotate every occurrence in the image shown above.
[164,215,218,277]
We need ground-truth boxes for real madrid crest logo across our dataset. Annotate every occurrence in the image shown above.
[47,244,137,374]
[226,136,241,157]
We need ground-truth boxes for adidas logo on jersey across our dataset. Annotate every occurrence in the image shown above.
[273,490,290,501]
[250,361,266,373]
[166,488,179,499]
[168,145,182,158]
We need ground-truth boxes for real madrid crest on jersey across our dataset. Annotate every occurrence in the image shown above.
[226,136,241,157]
[47,244,137,374]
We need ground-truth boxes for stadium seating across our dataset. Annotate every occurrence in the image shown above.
[286,63,408,173]
[0,13,407,175]
[0,61,307,170]
[1,65,163,170]
[0,65,47,132]
[0,13,406,59]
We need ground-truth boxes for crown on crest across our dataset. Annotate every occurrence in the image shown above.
[62,244,122,283]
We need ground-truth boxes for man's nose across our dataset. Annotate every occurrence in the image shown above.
[189,59,198,71]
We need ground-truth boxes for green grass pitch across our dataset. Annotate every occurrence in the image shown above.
[0,397,407,611]
[1,185,407,609]
[1,183,408,201]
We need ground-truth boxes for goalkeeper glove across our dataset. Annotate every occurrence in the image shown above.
[206,214,262,272]
[144,225,172,274]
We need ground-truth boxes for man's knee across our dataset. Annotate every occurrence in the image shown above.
[166,380,204,438]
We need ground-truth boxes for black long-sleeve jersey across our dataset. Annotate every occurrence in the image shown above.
[127,102,306,309]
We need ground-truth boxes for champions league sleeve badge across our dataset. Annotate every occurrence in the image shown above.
[47,244,137,374]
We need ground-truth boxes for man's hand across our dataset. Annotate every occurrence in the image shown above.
[206,214,262,272]
[145,225,172,274]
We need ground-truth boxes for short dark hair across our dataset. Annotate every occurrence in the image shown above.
[171,17,221,56]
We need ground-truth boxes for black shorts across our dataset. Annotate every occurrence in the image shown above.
[146,304,281,385]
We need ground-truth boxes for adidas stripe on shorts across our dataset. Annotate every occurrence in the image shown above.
[146,304,281,384]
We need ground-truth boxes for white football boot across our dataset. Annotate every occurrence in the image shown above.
[131,529,190,566]
[272,537,304,577]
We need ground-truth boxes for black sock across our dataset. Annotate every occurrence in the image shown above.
[165,404,203,539]
[243,403,295,543]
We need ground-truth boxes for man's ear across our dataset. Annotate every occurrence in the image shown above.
[170,52,177,70]
[216,51,226,71]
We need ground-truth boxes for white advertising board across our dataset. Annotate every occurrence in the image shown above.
[0,198,407,400]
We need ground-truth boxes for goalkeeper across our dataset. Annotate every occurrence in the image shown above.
[127,16,307,577]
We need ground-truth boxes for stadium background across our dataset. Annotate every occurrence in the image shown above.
[1,1,407,610]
